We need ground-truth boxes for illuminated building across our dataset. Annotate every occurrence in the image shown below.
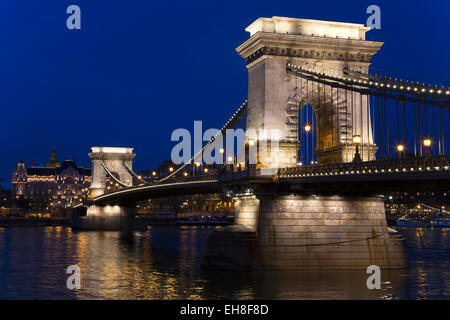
[11,148,91,212]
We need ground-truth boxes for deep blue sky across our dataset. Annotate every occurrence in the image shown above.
[0,0,449,188]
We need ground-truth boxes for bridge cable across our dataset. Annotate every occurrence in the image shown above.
[414,102,417,156]
[100,161,132,188]
[424,98,428,142]
[377,95,380,158]
[335,86,340,164]
[360,90,363,159]
[402,100,406,155]
[367,93,371,159]
[345,86,349,160]
[156,100,248,183]
[306,80,309,166]
[419,102,422,156]
[396,99,400,147]
[317,82,321,161]
[441,107,445,155]
[288,64,450,110]
[122,162,147,186]
[430,106,436,154]
[351,85,354,158]
[385,96,389,159]
[331,85,334,163]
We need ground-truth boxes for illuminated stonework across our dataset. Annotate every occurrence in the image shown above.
[236,16,381,167]
[88,147,136,198]
[204,194,407,270]
[11,149,91,210]
[74,205,136,230]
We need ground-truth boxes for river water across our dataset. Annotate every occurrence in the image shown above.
[0,226,448,299]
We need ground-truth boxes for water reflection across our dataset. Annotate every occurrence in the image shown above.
[0,226,448,299]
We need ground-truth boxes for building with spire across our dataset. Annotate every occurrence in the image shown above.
[11,148,91,214]
[46,148,60,168]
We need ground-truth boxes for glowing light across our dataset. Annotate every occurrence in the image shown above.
[423,138,432,147]
[219,148,225,154]
[196,162,201,167]
[184,172,188,176]
[304,124,311,132]
[397,144,405,152]
[91,147,133,154]
[169,167,174,172]
[352,135,361,144]
[152,171,156,176]
[249,139,255,146]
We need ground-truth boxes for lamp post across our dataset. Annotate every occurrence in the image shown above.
[227,156,234,173]
[423,138,432,156]
[304,124,311,166]
[397,144,405,158]
[352,135,362,162]
[194,162,200,176]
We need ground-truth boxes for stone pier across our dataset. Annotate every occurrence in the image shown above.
[203,194,406,270]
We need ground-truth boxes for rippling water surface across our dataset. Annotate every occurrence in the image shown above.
[0,226,448,299]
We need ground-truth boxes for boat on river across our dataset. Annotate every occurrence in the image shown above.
[397,203,450,227]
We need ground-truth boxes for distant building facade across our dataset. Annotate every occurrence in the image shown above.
[11,149,91,212]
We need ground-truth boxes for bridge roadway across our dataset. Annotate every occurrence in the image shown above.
[91,155,450,206]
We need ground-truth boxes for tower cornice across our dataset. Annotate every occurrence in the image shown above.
[236,31,383,65]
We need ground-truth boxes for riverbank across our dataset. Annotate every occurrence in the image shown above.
[0,216,233,228]
[0,217,69,227]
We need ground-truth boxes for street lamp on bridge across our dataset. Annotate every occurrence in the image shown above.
[397,144,405,158]
[352,135,362,162]
[304,124,311,132]
[423,138,432,156]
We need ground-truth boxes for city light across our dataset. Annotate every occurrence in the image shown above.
[352,135,361,144]
[219,148,225,154]
[424,138,432,147]
[352,135,362,162]
[169,167,174,172]
[397,144,405,152]
[304,124,311,132]
[249,139,255,146]
[152,171,156,176]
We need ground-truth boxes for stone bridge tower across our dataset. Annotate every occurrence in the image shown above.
[203,17,406,271]
[70,147,137,230]
[88,147,135,198]
[236,17,382,168]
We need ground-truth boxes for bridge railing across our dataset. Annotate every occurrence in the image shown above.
[152,174,220,184]
[277,155,450,179]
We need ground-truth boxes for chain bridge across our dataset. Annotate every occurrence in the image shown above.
[73,17,450,271]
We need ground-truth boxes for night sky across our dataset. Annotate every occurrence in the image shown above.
[1,0,449,189]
